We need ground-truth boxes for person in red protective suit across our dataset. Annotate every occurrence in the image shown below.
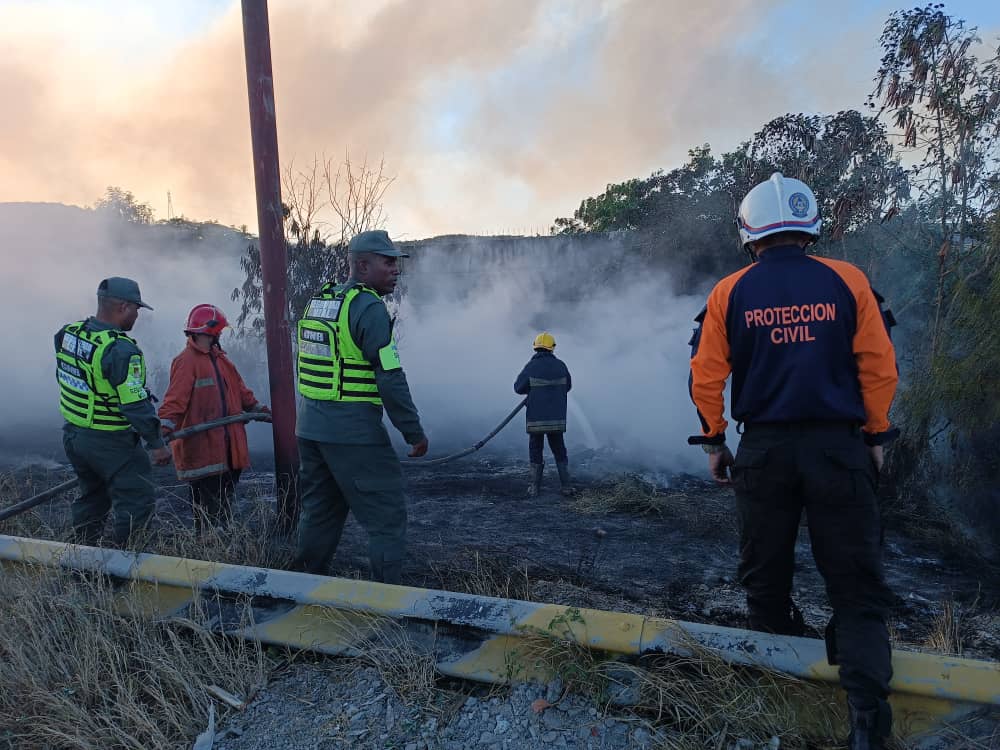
[158,304,268,531]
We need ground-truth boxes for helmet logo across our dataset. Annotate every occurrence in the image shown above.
[788,192,810,218]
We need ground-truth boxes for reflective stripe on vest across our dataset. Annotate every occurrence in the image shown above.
[528,377,568,387]
[296,284,388,404]
[56,322,147,430]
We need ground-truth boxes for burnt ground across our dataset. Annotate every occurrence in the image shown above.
[395,450,1000,660]
[2,446,999,662]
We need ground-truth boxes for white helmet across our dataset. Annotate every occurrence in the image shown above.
[737,172,821,250]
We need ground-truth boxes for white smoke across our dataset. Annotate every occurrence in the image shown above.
[395,237,708,472]
[1,205,712,476]
[0,203,271,466]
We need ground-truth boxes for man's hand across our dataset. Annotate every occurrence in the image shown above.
[709,447,735,485]
[868,444,884,473]
[408,437,429,458]
[150,446,172,466]
[161,425,173,438]
[254,404,271,414]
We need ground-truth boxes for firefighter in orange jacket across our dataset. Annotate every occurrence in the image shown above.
[158,304,268,531]
[688,174,899,750]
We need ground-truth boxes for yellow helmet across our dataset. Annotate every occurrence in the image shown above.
[533,332,556,351]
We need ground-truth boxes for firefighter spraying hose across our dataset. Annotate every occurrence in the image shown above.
[0,412,272,523]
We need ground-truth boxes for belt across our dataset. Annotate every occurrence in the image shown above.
[741,420,860,434]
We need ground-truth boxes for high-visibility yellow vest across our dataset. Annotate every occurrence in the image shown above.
[56,321,148,430]
[296,284,402,404]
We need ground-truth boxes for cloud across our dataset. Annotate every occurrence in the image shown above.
[0,0,895,238]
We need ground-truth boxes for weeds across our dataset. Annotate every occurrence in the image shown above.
[0,465,74,540]
[1,466,293,570]
[571,475,731,537]
[506,609,846,750]
[571,474,668,516]
[924,600,964,656]
[0,561,269,750]
[426,547,533,601]
[152,495,290,570]
[318,609,439,707]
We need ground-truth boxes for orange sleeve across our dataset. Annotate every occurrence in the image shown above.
[235,368,259,411]
[157,352,194,429]
[817,259,898,435]
[690,272,742,438]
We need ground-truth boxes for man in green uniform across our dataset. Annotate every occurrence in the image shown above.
[293,230,429,584]
[55,277,171,546]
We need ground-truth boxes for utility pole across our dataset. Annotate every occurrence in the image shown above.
[241,0,299,528]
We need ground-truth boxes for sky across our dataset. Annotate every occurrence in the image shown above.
[0,0,998,240]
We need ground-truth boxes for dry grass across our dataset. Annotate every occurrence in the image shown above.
[0,561,270,750]
[317,609,439,707]
[0,465,75,540]
[923,600,964,656]
[571,474,669,516]
[425,547,534,601]
[570,475,731,537]
[506,609,848,750]
[151,494,291,570]
[1,466,293,570]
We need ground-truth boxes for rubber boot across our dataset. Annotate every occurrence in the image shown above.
[847,699,890,750]
[556,462,574,496]
[527,463,543,497]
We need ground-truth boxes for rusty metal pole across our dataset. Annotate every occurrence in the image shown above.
[241,0,298,528]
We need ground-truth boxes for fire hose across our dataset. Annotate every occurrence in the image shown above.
[401,398,526,468]
[0,412,272,523]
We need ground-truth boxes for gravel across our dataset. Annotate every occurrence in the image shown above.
[211,661,781,750]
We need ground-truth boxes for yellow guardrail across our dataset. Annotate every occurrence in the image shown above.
[1,534,997,743]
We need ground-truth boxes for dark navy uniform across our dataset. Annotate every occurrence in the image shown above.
[689,243,899,731]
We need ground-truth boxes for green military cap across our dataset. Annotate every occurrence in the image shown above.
[97,277,153,310]
[348,229,409,258]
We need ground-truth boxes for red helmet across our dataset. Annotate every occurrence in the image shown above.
[185,304,229,336]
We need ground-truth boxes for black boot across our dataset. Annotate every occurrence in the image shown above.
[527,463,543,497]
[556,462,574,496]
[847,699,891,750]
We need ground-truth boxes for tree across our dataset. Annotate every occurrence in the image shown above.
[95,186,154,224]
[551,175,660,234]
[868,3,1000,354]
[232,152,396,331]
[550,114,910,288]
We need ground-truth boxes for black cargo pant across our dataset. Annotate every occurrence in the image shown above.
[528,432,567,464]
[732,422,894,711]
